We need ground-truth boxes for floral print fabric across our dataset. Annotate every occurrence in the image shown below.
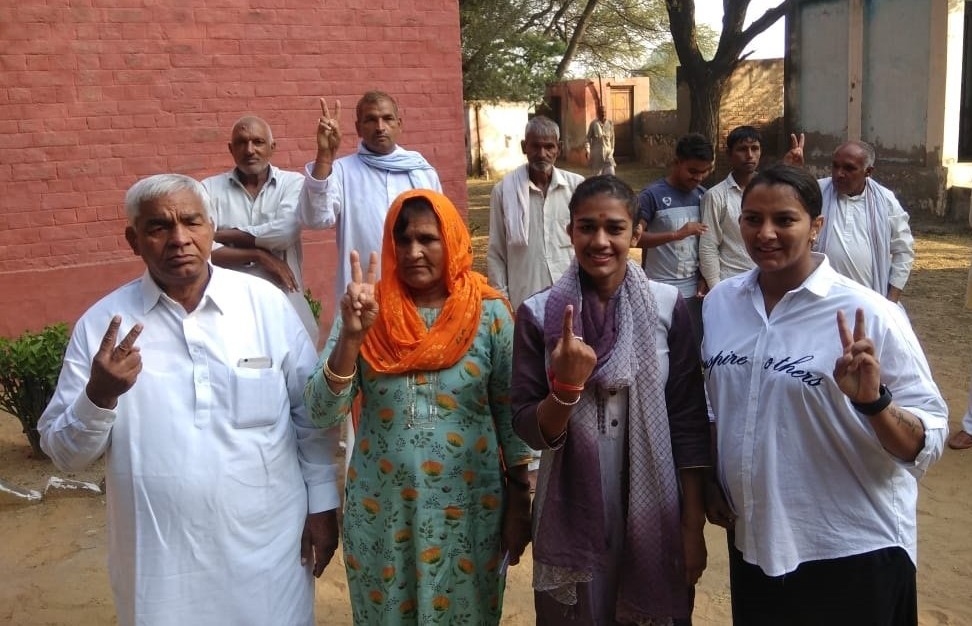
[306,300,530,625]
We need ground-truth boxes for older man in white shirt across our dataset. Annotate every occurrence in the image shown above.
[203,115,320,343]
[487,116,584,309]
[785,135,915,302]
[39,174,340,626]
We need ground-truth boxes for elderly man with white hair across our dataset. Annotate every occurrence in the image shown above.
[39,174,341,626]
[487,115,585,310]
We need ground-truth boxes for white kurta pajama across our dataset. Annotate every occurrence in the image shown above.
[815,178,914,295]
[40,267,340,626]
[486,165,584,309]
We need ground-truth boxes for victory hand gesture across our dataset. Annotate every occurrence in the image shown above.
[548,305,596,390]
[833,308,881,404]
[86,315,143,410]
[783,132,805,167]
[340,250,379,336]
[316,97,342,157]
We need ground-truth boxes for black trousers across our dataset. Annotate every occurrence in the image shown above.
[728,535,917,626]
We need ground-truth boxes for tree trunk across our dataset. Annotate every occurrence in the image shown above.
[685,72,726,146]
[554,0,603,78]
[24,425,47,460]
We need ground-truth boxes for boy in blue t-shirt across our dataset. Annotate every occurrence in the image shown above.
[637,133,714,349]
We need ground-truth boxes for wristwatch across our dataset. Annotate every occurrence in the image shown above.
[851,384,892,416]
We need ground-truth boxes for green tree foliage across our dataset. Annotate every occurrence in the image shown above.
[460,0,672,103]
[304,288,322,325]
[461,0,566,102]
[640,26,718,110]
[0,323,70,459]
[460,0,789,134]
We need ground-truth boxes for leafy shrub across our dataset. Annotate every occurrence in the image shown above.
[0,323,70,459]
[304,288,322,324]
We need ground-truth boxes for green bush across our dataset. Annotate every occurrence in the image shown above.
[0,323,70,459]
[304,288,322,324]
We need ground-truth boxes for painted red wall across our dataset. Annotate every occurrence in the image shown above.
[0,0,467,337]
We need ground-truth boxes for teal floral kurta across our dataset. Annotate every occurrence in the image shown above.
[306,300,530,625]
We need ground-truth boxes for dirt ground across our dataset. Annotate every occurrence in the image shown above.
[2,168,972,624]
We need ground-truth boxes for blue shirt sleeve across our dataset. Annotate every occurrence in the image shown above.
[638,187,658,225]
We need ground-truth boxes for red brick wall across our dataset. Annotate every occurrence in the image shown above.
[0,0,466,337]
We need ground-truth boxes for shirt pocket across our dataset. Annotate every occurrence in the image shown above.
[552,210,573,249]
[231,366,287,429]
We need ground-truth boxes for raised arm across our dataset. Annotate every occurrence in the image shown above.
[299,98,345,230]
[39,315,143,471]
[304,250,379,426]
[833,308,926,461]
[311,97,341,180]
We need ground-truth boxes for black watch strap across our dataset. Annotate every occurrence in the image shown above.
[851,384,892,416]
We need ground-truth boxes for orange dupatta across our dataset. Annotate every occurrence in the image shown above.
[360,189,510,374]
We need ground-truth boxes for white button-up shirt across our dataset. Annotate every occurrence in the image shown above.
[702,254,946,576]
[39,266,339,626]
[202,165,319,342]
[699,173,754,287]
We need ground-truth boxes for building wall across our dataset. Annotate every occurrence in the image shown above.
[636,59,785,171]
[465,101,529,179]
[0,0,466,337]
[785,0,963,218]
[710,58,786,172]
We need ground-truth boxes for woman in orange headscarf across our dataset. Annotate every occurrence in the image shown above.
[305,189,532,625]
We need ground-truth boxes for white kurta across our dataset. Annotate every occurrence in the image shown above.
[296,148,442,304]
[815,178,914,293]
[702,254,946,577]
[486,166,584,309]
[202,166,319,344]
[39,267,340,626]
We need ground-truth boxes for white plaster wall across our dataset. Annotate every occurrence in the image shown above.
[943,0,972,187]
[861,0,931,159]
[465,102,530,179]
[796,0,851,146]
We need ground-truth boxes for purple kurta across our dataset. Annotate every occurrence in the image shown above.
[511,279,709,624]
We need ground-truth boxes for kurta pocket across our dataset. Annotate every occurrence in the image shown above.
[231,367,287,428]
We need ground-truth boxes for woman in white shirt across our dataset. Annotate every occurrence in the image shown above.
[702,164,947,625]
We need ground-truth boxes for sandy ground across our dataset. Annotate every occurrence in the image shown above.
[3,175,972,624]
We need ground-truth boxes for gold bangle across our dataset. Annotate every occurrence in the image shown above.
[323,359,357,384]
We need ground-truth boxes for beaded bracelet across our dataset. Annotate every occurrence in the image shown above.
[323,360,357,384]
[549,390,581,406]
